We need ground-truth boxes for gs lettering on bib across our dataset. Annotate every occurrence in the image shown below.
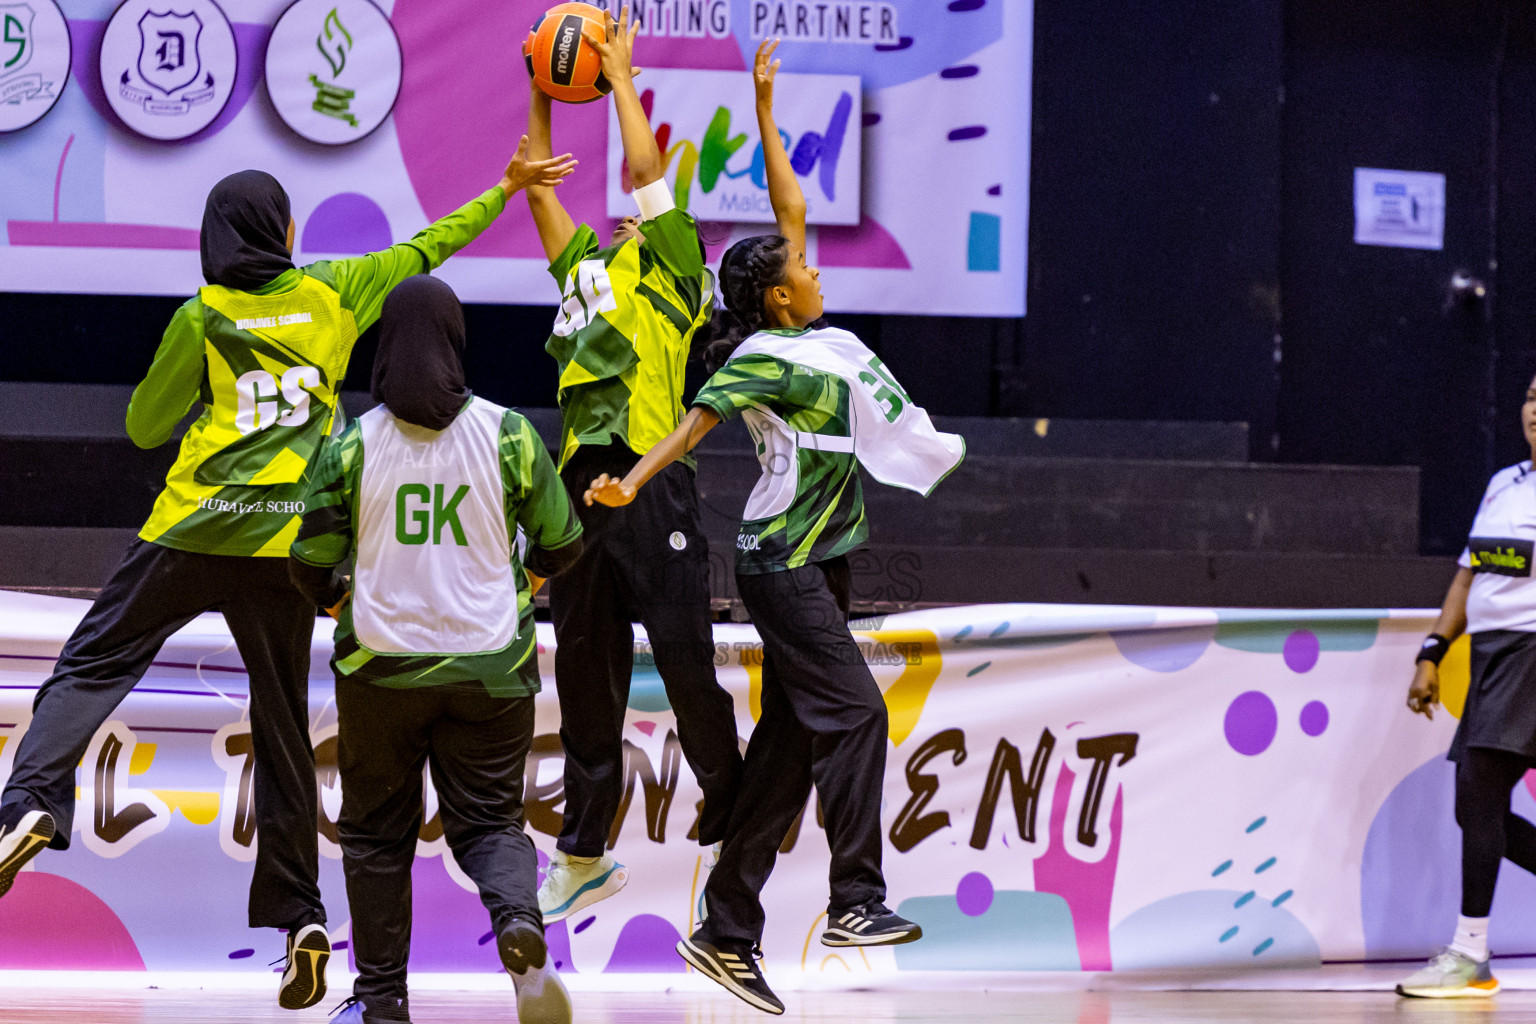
[1468,537,1535,577]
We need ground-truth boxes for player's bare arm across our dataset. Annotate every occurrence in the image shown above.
[585,407,722,507]
[525,82,579,262]
[587,6,661,190]
[754,38,806,253]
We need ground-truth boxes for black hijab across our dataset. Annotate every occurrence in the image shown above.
[200,170,295,291]
[373,275,472,431]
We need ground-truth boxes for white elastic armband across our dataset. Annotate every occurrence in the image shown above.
[633,179,676,222]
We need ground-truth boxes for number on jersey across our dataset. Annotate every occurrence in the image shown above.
[858,355,911,424]
[552,260,619,338]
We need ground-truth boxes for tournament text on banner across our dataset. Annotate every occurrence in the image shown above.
[0,592,1508,979]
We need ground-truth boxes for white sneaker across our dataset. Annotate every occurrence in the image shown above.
[0,809,54,899]
[537,850,628,923]
[500,918,571,1024]
[1396,946,1500,998]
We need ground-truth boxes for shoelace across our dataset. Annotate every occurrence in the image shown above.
[329,995,361,1018]
[1429,949,1465,971]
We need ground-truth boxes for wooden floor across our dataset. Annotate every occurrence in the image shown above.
[8,989,1536,1023]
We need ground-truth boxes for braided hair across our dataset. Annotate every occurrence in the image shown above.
[700,234,792,374]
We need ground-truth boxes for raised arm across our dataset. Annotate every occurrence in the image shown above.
[525,82,579,263]
[753,39,805,253]
[334,136,575,331]
[586,407,720,506]
[588,6,662,190]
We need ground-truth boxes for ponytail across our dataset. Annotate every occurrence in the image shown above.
[699,234,791,374]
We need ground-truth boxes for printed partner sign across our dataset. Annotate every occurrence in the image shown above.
[606,68,862,226]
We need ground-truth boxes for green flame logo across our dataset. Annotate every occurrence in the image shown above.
[316,8,352,79]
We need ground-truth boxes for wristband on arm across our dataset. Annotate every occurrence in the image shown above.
[1416,633,1451,666]
[632,178,675,221]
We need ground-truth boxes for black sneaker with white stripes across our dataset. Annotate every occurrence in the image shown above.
[676,935,784,1015]
[821,901,922,946]
[0,807,55,899]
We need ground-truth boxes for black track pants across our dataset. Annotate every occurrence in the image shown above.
[548,443,742,856]
[336,673,540,1010]
[697,556,888,948]
[0,538,325,929]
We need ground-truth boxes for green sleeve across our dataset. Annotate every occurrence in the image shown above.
[126,298,204,449]
[327,186,509,333]
[640,208,705,280]
[501,411,583,554]
[548,224,600,289]
[693,353,791,422]
[291,420,362,567]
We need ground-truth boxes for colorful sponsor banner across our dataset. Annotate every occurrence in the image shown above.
[604,68,862,226]
[0,591,1503,979]
[0,0,1028,315]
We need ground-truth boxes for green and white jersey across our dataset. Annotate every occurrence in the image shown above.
[694,325,966,576]
[290,400,581,697]
[128,187,509,557]
[544,208,713,468]
[693,335,867,574]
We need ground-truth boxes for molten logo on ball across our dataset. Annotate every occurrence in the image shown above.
[551,14,579,85]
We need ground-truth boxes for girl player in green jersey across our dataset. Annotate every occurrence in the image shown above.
[585,40,965,1015]
[523,5,743,923]
[0,145,574,1011]
[289,275,583,1024]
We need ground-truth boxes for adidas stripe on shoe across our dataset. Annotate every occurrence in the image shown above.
[0,809,55,900]
[676,936,784,1016]
[821,902,923,947]
[278,923,332,1010]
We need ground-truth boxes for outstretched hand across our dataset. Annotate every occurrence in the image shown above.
[754,37,780,108]
[1406,661,1440,719]
[500,135,577,196]
[584,5,643,87]
[585,472,637,507]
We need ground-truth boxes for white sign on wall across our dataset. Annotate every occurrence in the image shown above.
[99,0,238,141]
[1354,167,1445,251]
[0,0,71,133]
[606,68,861,226]
[265,0,402,145]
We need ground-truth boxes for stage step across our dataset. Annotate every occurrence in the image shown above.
[0,527,1453,610]
[0,383,1424,606]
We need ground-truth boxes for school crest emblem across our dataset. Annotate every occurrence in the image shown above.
[100,0,235,140]
[135,10,202,96]
[0,0,67,133]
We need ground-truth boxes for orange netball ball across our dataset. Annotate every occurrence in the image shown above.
[523,3,612,104]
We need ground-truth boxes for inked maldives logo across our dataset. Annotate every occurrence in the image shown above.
[624,87,853,214]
